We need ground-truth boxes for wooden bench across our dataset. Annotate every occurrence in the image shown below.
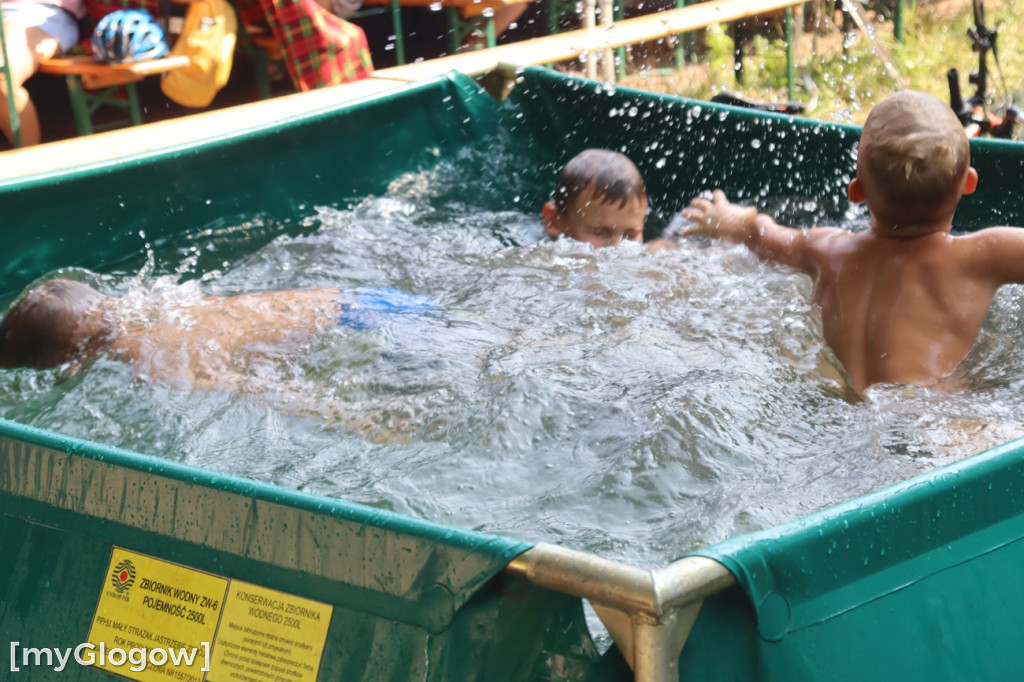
[38,54,191,136]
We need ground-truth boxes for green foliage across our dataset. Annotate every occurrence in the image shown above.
[704,22,736,81]
[624,0,1024,129]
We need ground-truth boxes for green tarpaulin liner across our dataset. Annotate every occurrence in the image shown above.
[2,65,1024,681]
[686,437,1024,680]
[499,67,1024,231]
[0,419,605,680]
[0,74,501,297]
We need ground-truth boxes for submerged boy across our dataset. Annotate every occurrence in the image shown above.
[544,148,676,253]
[682,89,1024,397]
[0,278,436,388]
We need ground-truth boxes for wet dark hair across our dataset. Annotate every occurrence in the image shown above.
[0,279,107,369]
[553,149,648,215]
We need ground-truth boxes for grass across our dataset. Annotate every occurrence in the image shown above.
[616,0,1024,129]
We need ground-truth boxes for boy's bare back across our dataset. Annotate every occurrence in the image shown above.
[804,224,1024,394]
[110,288,341,387]
[682,91,1024,396]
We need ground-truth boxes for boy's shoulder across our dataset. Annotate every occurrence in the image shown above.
[952,225,1024,264]
[804,225,855,250]
[956,225,1024,241]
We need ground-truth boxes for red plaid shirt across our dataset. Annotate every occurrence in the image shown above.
[86,0,374,91]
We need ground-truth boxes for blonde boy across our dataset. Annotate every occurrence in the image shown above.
[682,90,1024,397]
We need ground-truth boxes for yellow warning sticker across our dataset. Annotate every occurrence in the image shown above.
[207,581,333,682]
[88,548,228,682]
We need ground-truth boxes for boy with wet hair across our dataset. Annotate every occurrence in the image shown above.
[0,278,435,388]
[544,148,667,251]
[0,278,111,370]
[682,89,1024,397]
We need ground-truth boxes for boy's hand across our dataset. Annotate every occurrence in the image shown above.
[682,189,813,273]
[680,190,759,242]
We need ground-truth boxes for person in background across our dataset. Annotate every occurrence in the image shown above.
[314,0,363,19]
[1,0,86,146]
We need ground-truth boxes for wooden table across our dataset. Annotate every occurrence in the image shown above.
[37,55,191,136]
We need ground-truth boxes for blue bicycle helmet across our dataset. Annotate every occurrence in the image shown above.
[91,9,169,64]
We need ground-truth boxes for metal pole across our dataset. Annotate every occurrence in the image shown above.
[613,0,625,80]
[389,0,405,65]
[0,4,23,148]
[484,7,496,48]
[506,544,736,682]
[786,6,794,101]
[545,0,558,35]
[599,0,614,81]
[64,75,92,136]
[445,6,459,54]
[632,610,695,682]
[583,0,597,79]
[894,0,904,43]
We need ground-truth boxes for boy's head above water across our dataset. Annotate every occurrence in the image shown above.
[852,90,976,235]
[0,279,111,370]
[543,149,648,248]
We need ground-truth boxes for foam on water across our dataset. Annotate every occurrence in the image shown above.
[3,162,1024,569]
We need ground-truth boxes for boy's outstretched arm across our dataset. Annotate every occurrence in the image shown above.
[681,190,814,272]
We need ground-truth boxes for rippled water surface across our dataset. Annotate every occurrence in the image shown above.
[3,160,1024,569]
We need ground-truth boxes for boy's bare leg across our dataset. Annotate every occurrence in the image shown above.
[0,23,61,147]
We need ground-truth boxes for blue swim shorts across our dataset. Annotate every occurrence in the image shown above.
[336,287,438,331]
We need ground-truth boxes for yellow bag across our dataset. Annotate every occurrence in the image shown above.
[161,0,238,108]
